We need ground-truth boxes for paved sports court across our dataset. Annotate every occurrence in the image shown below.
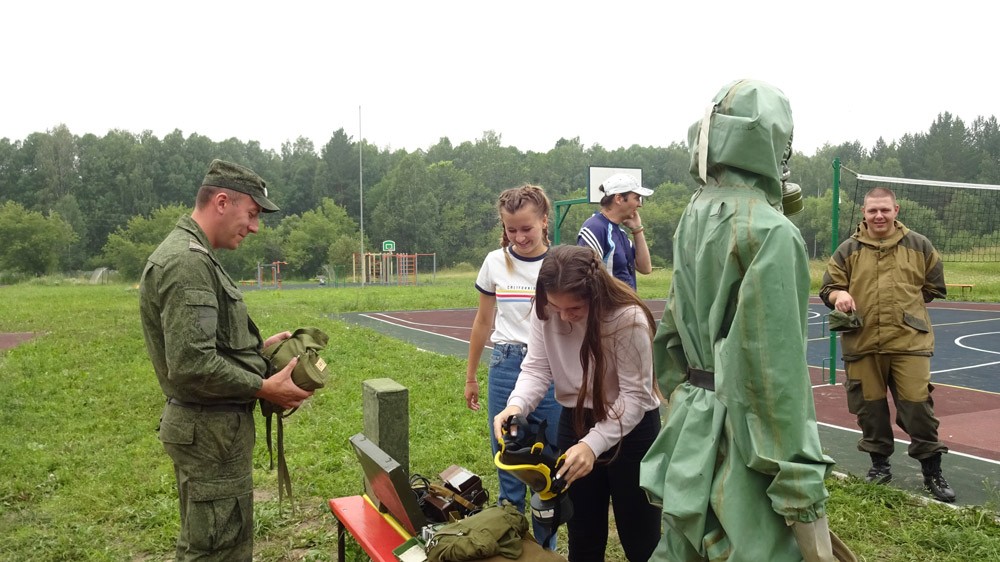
[339,298,1000,506]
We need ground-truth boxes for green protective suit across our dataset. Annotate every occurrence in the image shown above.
[639,80,835,561]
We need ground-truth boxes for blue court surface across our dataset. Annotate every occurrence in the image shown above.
[339,299,1000,506]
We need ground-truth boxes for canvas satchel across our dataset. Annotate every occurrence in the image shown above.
[260,326,330,505]
[425,503,529,562]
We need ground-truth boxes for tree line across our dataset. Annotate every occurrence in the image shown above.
[1,111,998,279]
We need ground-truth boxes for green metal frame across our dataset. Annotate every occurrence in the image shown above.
[827,158,842,385]
[552,198,589,244]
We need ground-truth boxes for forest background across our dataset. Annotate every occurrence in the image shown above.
[1,111,998,283]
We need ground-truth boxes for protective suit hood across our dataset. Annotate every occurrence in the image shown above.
[687,79,793,209]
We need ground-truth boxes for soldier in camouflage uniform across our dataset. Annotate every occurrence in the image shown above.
[139,159,313,561]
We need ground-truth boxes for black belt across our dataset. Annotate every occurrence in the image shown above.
[686,368,715,392]
[167,397,254,413]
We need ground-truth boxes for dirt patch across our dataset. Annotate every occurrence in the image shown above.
[0,332,35,351]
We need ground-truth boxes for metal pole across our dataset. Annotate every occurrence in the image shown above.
[359,105,365,287]
[828,157,842,385]
[553,197,588,244]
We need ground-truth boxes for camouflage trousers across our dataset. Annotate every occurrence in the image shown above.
[159,402,256,561]
[844,353,947,460]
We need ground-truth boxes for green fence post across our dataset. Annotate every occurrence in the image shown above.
[828,158,842,385]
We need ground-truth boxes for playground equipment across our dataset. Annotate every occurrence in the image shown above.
[255,261,288,289]
[352,252,436,285]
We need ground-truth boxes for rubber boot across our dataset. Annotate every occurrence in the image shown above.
[787,516,836,562]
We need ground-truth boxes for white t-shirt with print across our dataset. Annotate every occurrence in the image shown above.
[474,247,545,346]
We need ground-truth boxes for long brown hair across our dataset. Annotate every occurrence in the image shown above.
[534,245,655,438]
[497,184,551,271]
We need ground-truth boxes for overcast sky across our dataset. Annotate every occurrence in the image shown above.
[3,1,994,158]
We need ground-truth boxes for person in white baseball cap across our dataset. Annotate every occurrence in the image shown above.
[576,173,653,290]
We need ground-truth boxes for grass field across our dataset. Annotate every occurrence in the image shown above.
[0,263,998,561]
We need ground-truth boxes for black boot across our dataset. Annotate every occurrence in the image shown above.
[921,453,956,503]
[865,453,892,484]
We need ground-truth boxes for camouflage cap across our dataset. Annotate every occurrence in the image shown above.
[828,309,863,332]
[202,159,279,213]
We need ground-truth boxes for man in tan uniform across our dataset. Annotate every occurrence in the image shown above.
[821,187,954,503]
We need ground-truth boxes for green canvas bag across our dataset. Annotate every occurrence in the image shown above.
[260,326,331,505]
[263,326,330,391]
[425,503,529,562]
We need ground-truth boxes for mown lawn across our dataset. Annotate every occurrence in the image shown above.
[0,264,997,561]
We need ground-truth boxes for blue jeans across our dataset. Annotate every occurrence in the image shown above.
[487,343,562,550]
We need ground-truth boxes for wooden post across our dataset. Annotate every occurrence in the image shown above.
[362,378,410,473]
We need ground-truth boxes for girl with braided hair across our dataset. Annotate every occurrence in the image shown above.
[493,244,662,562]
[464,184,562,549]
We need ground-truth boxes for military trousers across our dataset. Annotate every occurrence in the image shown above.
[844,353,947,460]
[158,401,256,561]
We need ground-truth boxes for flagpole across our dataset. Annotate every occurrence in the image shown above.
[359,105,365,287]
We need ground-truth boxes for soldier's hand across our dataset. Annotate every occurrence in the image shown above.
[263,330,293,349]
[256,357,313,409]
[833,291,856,313]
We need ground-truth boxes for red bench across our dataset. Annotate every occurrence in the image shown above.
[328,495,407,562]
[328,494,567,562]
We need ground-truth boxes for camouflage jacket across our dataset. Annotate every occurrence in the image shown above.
[820,220,946,360]
[139,215,267,403]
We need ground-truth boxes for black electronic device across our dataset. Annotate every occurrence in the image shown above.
[349,433,429,535]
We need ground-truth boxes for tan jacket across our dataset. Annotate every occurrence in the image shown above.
[820,220,946,361]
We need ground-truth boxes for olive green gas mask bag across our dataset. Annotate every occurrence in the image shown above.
[263,326,330,392]
[260,327,331,505]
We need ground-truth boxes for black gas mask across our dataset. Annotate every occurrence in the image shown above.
[494,415,573,533]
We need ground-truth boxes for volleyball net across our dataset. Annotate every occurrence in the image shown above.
[838,168,1000,262]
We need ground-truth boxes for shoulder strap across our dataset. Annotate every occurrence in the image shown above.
[428,483,478,512]
[260,400,297,509]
